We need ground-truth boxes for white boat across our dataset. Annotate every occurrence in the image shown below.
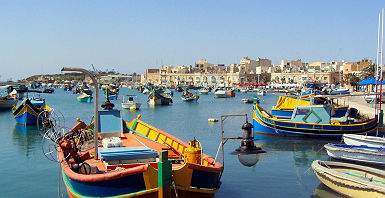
[199,89,209,95]
[325,143,385,165]
[343,134,385,148]
[122,95,141,110]
[214,90,230,98]
[257,90,266,96]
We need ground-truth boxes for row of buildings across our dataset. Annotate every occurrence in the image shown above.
[143,57,372,87]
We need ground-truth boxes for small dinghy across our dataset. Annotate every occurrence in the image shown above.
[343,134,385,148]
[325,143,385,165]
[312,160,385,197]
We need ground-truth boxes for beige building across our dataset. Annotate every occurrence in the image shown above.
[271,72,339,84]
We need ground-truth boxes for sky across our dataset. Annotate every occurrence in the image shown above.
[0,0,384,80]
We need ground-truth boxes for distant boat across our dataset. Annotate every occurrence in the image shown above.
[77,93,93,103]
[312,160,385,197]
[329,88,350,95]
[12,98,50,125]
[343,134,385,148]
[199,88,209,95]
[257,90,266,96]
[325,143,385,165]
[181,92,199,102]
[122,95,141,110]
[148,90,172,105]
[42,88,55,93]
[0,96,17,110]
[241,98,254,103]
[214,90,231,98]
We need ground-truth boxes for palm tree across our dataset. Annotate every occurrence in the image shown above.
[361,64,376,80]
[344,73,361,91]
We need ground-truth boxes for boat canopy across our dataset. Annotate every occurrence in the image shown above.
[291,105,331,124]
[274,96,311,110]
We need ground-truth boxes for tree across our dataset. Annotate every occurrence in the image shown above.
[344,73,361,91]
[361,63,375,80]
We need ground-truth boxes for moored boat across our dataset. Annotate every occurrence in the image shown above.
[253,103,377,138]
[343,134,385,148]
[56,67,223,198]
[0,96,17,110]
[12,98,50,125]
[325,143,385,165]
[199,88,209,95]
[148,89,173,105]
[77,93,93,103]
[214,90,231,98]
[182,90,199,102]
[121,95,141,110]
[312,160,385,197]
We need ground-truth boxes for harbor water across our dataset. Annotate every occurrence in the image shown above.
[0,88,342,198]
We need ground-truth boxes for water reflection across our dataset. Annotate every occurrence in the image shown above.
[237,154,262,167]
[12,124,42,157]
[311,183,342,198]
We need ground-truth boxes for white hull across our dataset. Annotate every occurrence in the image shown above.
[343,134,385,148]
[214,90,230,98]
[199,90,209,95]
[325,146,385,165]
[122,102,142,109]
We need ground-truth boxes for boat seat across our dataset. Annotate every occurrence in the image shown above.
[98,110,124,138]
[98,147,158,165]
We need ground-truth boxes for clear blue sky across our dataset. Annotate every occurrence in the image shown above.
[1,0,384,80]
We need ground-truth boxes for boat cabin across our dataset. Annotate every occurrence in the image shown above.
[291,105,332,124]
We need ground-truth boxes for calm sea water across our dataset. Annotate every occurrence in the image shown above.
[0,88,342,198]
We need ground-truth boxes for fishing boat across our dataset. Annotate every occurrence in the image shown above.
[121,95,141,110]
[77,93,93,103]
[214,90,231,98]
[199,88,209,95]
[181,90,199,102]
[329,88,350,95]
[312,160,385,197]
[57,67,223,198]
[325,143,385,165]
[12,98,50,125]
[253,103,377,138]
[64,84,72,91]
[0,95,17,110]
[42,88,55,93]
[148,89,173,105]
[271,96,348,117]
[242,98,254,104]
[343,134,385,148]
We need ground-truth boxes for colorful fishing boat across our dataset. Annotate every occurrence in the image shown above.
[312,160,385,197]
[199,88,209,95]
[12,98,50,125]
[57,67,223,198]
[253,103,377,138]
[343,134,385,148]
[0,95,17,110]
[325,143,385,165]
[214,90,231,98]
[148,89,173,105]
[181,90,199,102]
[77,93,93,103]
[271,96,348,117]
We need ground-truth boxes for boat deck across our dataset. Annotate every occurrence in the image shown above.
[84,132,182,172]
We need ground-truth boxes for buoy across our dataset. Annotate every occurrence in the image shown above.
[129,106,136,111]
[208,118,218,122]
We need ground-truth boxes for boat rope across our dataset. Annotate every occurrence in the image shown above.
[171,174,179,198]
[134,137,151,149]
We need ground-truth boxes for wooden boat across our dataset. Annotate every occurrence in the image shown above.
[121,95,141,110]
[64,84,72,91]
[343,134,385,148]
[181,91,199,102]
[253,104,377,138]
[77,93,93,103]
[214,90,231,98]
[329,88,350,95]
[148,90,172,105]
[312,160,385,197]
[271,96,348,117]
[242,98,254,104]
[12,98,50,125]
[325,143,385,165]
[0,96,17,110]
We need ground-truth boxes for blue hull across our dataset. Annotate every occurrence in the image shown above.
[77,97,93,103]
[108,95,117,100]
[15,111,39,125]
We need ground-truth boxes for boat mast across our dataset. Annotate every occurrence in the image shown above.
[380,9,384,125]
[376,12,381,117]
[61,67,99,160]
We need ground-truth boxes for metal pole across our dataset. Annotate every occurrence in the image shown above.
[380,10,384,113]
[61,67,99,160]
[376,12,381,117]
